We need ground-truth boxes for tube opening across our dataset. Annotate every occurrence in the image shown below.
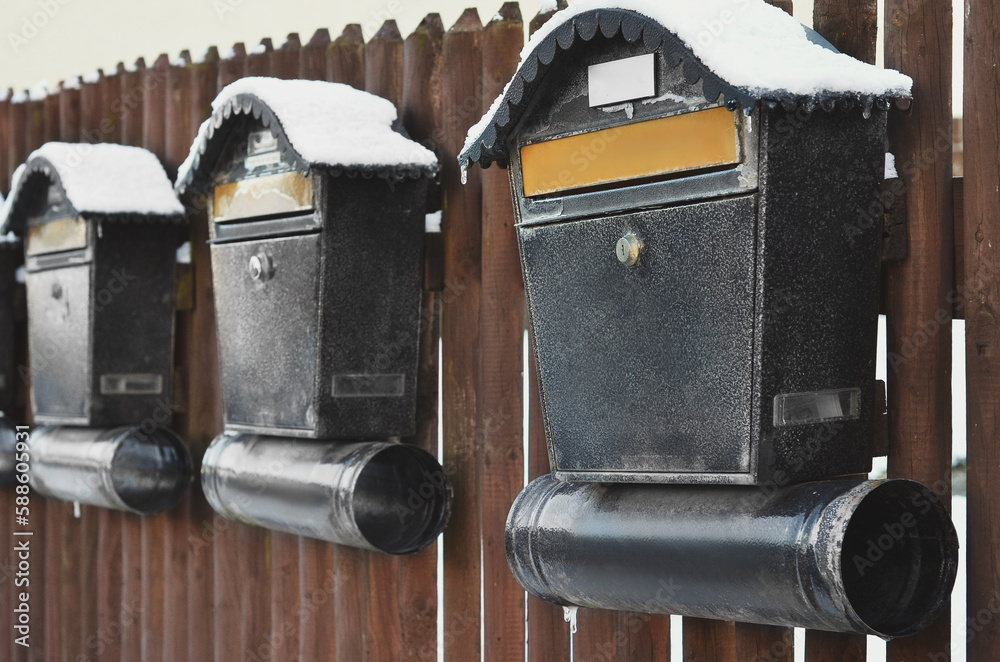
[111,427,192,515]
[841,481,958,638]
[352,445,450,555]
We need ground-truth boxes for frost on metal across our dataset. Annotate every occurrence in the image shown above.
[0,143,185,236]
[175,77,439,194]
[460,0,912,171]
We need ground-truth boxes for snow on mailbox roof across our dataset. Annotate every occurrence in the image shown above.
[175,77,439,193]
[0,142,184,235]
[461,0,912,170]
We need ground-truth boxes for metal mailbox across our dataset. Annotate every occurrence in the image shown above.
[461,3,906,486]
[176,78,436,440]
[0,229,20,418]
[178,77,449,553]
[464,1,957,639]
[0,142,192,514]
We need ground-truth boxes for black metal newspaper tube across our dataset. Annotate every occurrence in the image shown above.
[460,1,958,636]
[177,77,449,553]
[0,143,192,514]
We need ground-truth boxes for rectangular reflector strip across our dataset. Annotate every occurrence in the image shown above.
[520,106,740,197]
[214,171,313,223]
[26,216,87,256]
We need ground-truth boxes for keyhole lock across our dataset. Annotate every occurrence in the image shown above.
[616,233,643,267]
[249,252,275,282]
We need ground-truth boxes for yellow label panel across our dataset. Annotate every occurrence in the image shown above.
[520,106,740,197]
[25,216,88,256]
[213,171,313,222]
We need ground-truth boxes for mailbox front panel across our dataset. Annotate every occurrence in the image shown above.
[521,195,757,479]
[212,233,321,434]
[27,262,92,423]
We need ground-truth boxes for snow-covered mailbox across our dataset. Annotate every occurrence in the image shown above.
[177,77,450,554]
[462,1,957,639]
[0,143,192,515]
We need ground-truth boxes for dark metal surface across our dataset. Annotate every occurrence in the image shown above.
[201,433,451,554]
[28,425,192,515]
[507,475,958,638]
[25,220,180,427]
[0,243,21,417]
[0,416,15,486]
[473,21,888,484]
[205,114,427,439]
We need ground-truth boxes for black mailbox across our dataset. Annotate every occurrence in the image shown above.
[0,228,19,418]
[461,3,909,486]
[463,1,958,639]
[178,77,450,553]
[176,77,437,440]
[0,143,191,514]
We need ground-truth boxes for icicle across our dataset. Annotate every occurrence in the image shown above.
[461,166,468,185]
[862,101,873,120]
[73,501,81,519]
[563,605,578,634]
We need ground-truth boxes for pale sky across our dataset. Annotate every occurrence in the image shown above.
[0,0,963,115]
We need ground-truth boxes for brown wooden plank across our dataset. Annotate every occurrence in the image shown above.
[43,501,61,662]
[683,618,735,662]
[328,25,365,87]
[763,0,793,15]
[884,0,955,658]
[366,21,404,108]
[300,29,331,80]
[0,91,9,193]
[102,65,125,144]
[298,538,337,661]
[735,623,793,662]
[269,532,301,662]
[440,9,484,662]
[116,57,146,662]
[954,177,964,318]
[963,1,1000,659]
[479,6,525,662]
[803,631,865,661]
[398,15,445,662]
[359,19,407,662]
[271,33,301,79]
[7,96,27,188]
[184,48,223,662]
[522,6,572,660]
[248,38,273,78]
[334,545,367,661]
[140,53,170,662]
[218,43,247,88]
[162,50,193,662]
[240,532,271,660]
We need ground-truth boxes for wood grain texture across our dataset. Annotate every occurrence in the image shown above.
[684,618,736,662]
[271,33,301,79]
[479,6,525,662]
[300,29,331,80]
[884,0,955,658]
[328,25,365,87]
[440,9,483,662]
[963,0,1000,659]
[735,622,794,662]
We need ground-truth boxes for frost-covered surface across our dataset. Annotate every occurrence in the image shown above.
[0,143,183,232]
[176,77,438,188]
[463,0,912,157]
[884,153,897,179]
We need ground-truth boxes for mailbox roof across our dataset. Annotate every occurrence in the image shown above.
[0,143,185,235]
[175,77,439,193]
[460,0,912,170]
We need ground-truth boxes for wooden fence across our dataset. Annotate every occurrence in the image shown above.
[0,0,994,660]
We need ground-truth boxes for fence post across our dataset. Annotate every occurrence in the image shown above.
[440,8,483,662]
[963,0,1000,659]
[884,0,955,658]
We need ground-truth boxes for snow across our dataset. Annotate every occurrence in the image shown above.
[251,42,269,55]
[884,153,897,179]
[221,47,237,60]
[125,60,139,73]
[170,53,189,67]
[62,77,81,91]
[425,210,442,233]
[463,0,912,157]
[0,89,8,103]
[82,70,102,84]
[0,143,183,230]
[10,90,27,104]
[176,77,438,188]
[539,0,559,13]
[29,80,49,101]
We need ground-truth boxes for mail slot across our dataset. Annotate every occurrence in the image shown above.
[461,3,912,486]
[177,77,449,553]
[176,77,438,440]
[0,142,192,512]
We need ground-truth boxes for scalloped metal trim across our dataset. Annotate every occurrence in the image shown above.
[176,93,437,196]
[1,156,185,237]
[459,8,906,171]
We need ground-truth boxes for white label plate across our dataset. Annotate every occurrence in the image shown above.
[588,53,655,107]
